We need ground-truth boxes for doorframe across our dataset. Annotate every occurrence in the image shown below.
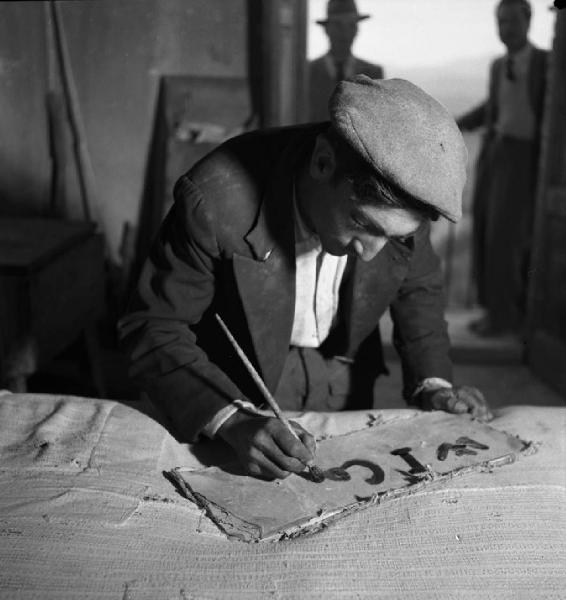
[526,9,566,397]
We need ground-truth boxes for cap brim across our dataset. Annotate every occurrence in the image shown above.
[316,14,370,24]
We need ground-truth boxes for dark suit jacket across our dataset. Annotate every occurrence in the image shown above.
[457,46,547,139]
[308,54,384,122]
[119,124,451,441]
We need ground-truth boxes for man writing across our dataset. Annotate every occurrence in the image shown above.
[120,77,492,480]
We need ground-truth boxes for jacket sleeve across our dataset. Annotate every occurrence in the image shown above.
[118,176,248,441]
[388,223,452,401]
[456,102,487,132]
[456,59,498,132]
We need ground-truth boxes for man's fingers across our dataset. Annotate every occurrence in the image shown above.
[290,421,317,458]
[429,389,468,413]
[298,431,317,458]
[246,450,291,480]
[218,413,315,479]
[428,386,494,421]
[455,386,494,422]
[268,423,314,473]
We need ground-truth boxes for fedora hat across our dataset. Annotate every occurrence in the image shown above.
[316,0,370,25]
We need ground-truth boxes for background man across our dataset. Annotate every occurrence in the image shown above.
[308,0,384,122]
[457,0,547,337]
[120,77,492,481]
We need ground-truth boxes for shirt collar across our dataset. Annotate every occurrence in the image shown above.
[508,41,532,65]
[293,181,321,248]
[323,52,355,78]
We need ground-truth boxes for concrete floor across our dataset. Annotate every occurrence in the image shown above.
[377,308,565,411]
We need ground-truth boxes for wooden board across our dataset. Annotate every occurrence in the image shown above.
[0,218,94,273]
[170,412,533,542]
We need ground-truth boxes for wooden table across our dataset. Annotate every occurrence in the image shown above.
[0,218,105,394]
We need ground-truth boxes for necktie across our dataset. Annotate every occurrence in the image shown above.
[334,60,346,84]
[506,56,516,82]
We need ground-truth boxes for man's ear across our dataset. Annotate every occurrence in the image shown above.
[310,134,337,182]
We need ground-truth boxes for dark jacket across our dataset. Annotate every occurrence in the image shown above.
[457,46,547,139]
[119,124,451,440]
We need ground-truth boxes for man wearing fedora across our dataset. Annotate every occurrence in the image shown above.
[120,77,492,480]
[309,0,384,122]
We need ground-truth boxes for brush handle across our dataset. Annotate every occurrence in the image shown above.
[215,314,300,441]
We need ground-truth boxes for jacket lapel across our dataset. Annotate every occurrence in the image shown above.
[344,241,410,352]
[232,147,299,393]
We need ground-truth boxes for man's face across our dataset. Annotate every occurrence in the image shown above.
[310,177,423,262]
[497,4,530,52]
[325,19,358,60]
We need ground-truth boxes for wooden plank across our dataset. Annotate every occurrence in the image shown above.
[0,218,94,273]
[29,234,105,362]
[528,330,566,398]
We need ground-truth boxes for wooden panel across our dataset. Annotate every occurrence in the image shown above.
[529,330,566,397]
[534,203,566,342]
[0,220,105,381]
[526,12,566,394]
[59,0,248,261]
[1,1,247,260]
[30,234,105,361]
[0,2,51,215]
[131,75,249,282]
[0,218,94,272]
[546,186,566,218]
[160,76,250,217]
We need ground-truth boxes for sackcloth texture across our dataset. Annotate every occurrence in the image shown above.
[0,392,564,599]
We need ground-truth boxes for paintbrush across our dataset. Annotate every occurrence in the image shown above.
[215,313,324,482]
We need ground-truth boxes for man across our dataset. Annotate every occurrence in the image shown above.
[309,0,384,122]
[457,0,547,336]
[120,77,492,481]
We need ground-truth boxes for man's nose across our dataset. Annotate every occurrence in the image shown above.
[352,237,387,261]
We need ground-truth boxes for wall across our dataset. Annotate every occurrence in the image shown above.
[0,0,247,261]
[527,8,566,396]
[0,3,51,216]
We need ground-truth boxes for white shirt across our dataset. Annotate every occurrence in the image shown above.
[496,42,536,141]
[290,196,348,347]
[323,53,356,81]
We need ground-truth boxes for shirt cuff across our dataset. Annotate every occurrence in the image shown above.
[201,399,262,439]
[411,377,453,401]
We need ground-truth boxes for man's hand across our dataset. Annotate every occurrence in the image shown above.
[216,412,316,479]
[420,386,494,422]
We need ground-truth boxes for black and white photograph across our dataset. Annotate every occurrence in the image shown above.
[0,0,564,597]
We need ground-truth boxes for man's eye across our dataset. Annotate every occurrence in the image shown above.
[397,236,414,248]
[350,214,365,230]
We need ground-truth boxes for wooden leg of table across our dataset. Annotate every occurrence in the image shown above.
[83,324,107,398]
[6,375,27,393]
[3,336,37,394]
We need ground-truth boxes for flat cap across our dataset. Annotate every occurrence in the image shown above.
[329,76,467,222]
